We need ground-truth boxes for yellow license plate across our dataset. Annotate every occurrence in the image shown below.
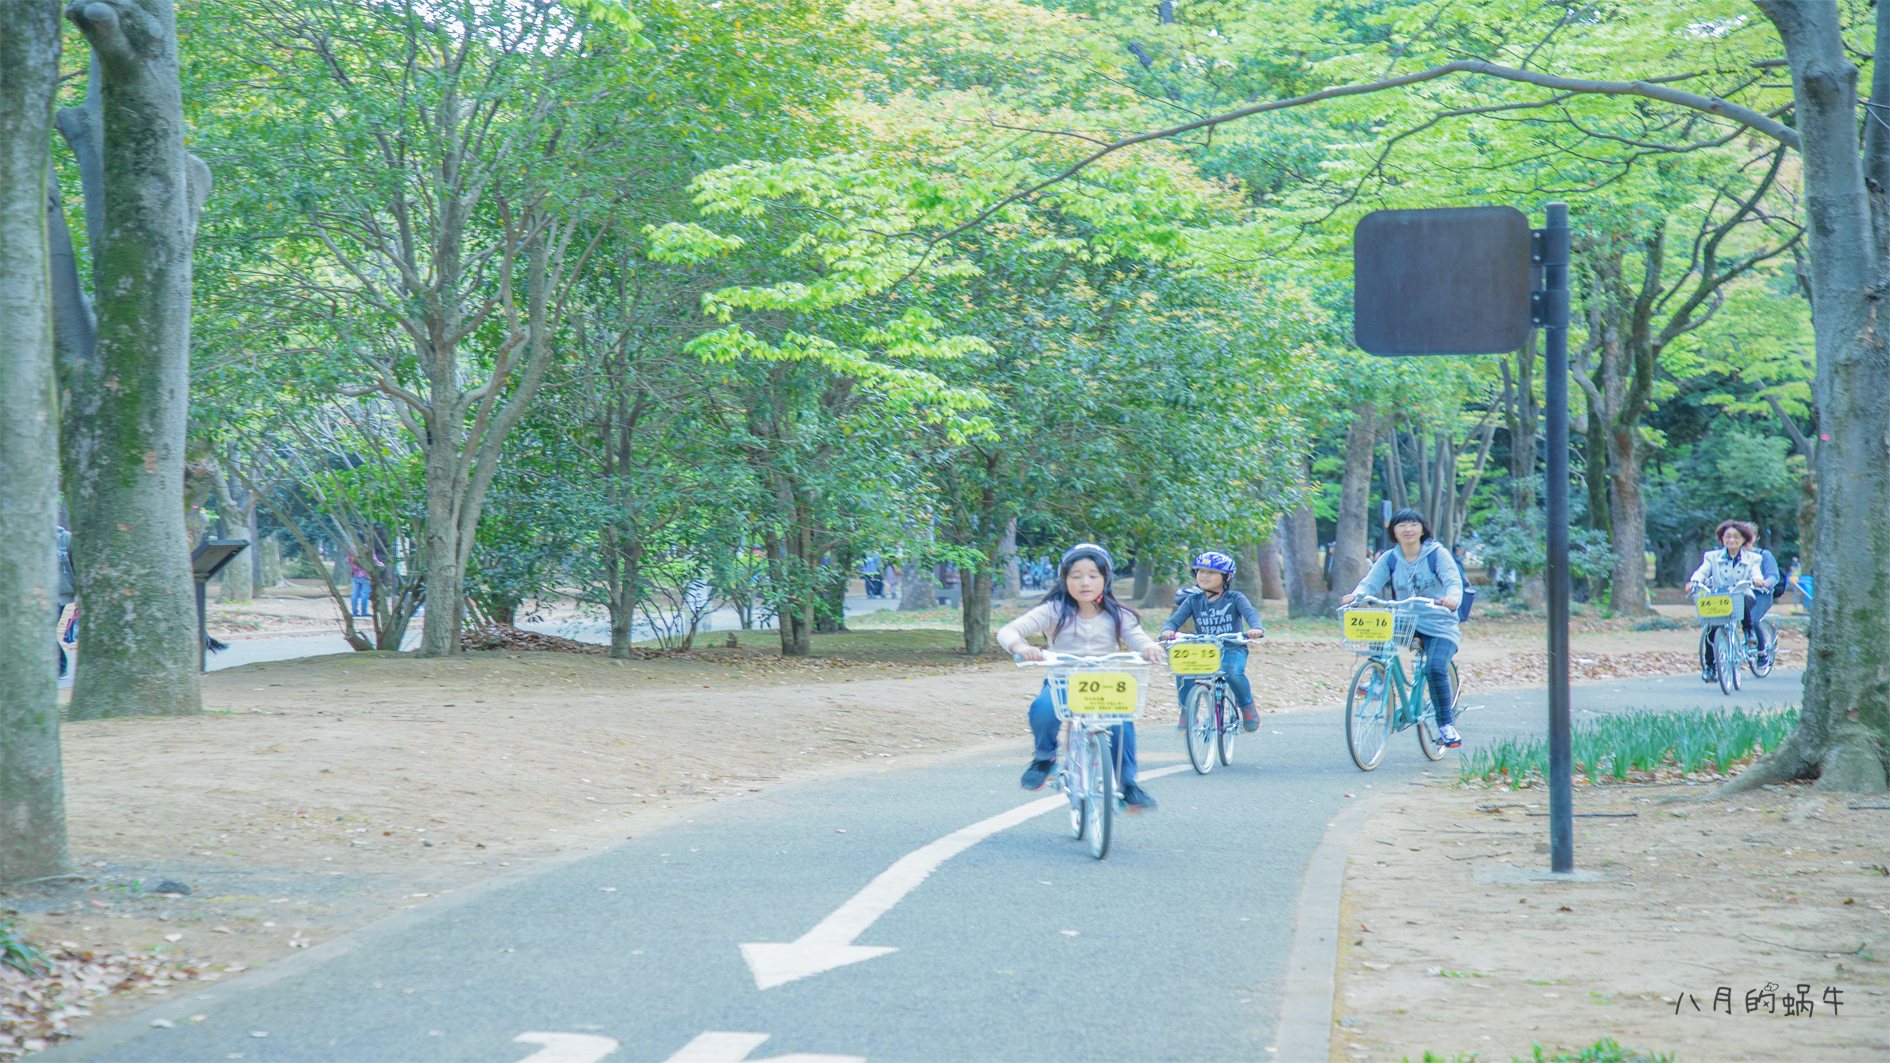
[1168,643,1222,675]
[1696,594,1734,618]
[1344,610,1393,641]
[1068,672,1138,715]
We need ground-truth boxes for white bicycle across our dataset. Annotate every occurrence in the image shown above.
[1016,651,1149,860]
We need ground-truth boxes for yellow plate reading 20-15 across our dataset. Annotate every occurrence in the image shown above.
[1168,643,1222,675]
[1695,594,1734,619]
[1068,673,1138,715]
[1343,610,1393,641]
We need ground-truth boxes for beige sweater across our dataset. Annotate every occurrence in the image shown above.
[997,602,1159,657]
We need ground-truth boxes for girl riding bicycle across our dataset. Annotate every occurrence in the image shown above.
[1686,520,1775,677]
[1160,551,1267,731]
[998,543,1165,813]
[1340,508,1465,748]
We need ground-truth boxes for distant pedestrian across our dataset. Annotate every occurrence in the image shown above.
[885,560,900,598]
[861,553,885,598]
[348,554,373,617]
[56,526,76,678]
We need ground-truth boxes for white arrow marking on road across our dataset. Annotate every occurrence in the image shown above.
[513,1031,621,1063]
[740,763,1192,989]
[664,1030,864,1063]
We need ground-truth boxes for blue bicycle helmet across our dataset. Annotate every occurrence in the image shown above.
[1192,550,1236,577]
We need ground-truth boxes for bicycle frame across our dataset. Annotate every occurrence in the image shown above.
[1167,633,1251,773]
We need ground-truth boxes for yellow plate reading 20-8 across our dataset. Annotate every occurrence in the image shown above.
[1168,643,1222,675]
[1068,673,1138,715]
[1695,594,1734,619]
[1344,610,1393,641]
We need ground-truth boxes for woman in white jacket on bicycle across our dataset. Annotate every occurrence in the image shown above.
[1686,520,1775,676]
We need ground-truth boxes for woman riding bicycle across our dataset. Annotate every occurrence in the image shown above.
[998,543,1166,813]
[1159,551,1266,731]
[1339,508,1465,748]
[1686,520,1775,678]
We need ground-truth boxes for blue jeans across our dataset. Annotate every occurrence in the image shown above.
[1174,646,1253,708]
[1415,634,1458,727]
[350,576,372,616]
[1028,681,1138,786]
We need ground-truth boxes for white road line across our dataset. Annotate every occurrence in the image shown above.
[739,763,1192,989]
[513,1031,621,1063]
[664,1030,864,1063]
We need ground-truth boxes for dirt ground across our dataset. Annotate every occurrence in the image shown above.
[1332,782,1890,1062]
[5,601,1811,1050]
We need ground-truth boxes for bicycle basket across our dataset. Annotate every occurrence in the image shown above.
[1695,592,1737,626]
[1341,606,1417,655]
[1045,660,1150,724]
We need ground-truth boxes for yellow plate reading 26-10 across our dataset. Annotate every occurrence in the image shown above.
[1068,673,1138,715]
[1695,594,1734,619]
[1168,643,1222,675]
[1343,610,1393,641]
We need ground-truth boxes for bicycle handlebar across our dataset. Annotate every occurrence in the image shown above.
[1347,594,1454,613]
[1013,650,1148,667]
[1161,631,1256,646]
[1689,579,1756,598]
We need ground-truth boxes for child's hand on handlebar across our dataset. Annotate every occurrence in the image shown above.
[1339,592,1357,605]
[1014,645,1045,662]
[1141,646,1164,665]
[1245,628,1265,639]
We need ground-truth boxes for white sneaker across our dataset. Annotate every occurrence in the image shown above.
[1438,724,1463,748]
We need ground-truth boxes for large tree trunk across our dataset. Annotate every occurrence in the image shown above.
[0,0,71,885]
[1331,404,1378,596]
[59,2,206,719]
[1742,0,1889,792]
[259,538,281,588]
[1605,427,1652,615]
[1279,458,1336,617]
[1257,540,1285,600]
[1230,543,1263,602]
[999,518,1021,599]
[1503,337,1540,509]
[898,527,935,611]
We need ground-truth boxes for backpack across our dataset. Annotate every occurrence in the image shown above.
[1383,545,1476,621]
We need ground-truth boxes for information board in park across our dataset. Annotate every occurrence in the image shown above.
[1352,205,1533,357]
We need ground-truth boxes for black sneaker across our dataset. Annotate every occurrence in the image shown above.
[1121,783,1157,814]
[1020,759,1054,791]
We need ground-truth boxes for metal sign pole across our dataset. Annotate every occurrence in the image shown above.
[1536,202,1574,872]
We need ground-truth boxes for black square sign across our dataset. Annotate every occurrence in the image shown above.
[1353,205,1532,356]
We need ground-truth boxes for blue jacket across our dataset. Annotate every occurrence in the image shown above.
[1351,540,1464,647]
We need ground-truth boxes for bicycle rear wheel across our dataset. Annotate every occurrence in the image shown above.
[1698,630,1714,683]
[1216,687,1237,766]
[1715,627,1734,695]
[1750,618,1777,678]
[1182,685,1216,774]
[1345,657,1393,771]
[1086,731,1114,860]
[1415,660,1458,761]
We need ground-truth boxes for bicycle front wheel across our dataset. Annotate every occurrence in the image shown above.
[1216,687,1238,766]
[1346,657,1393,771]
[1086,731,1114,860]
[1715,627,1735,695]
[1183,685,1216,774]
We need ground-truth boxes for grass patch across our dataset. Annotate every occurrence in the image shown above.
[1458,705,1799,786]
[1402,1037,1677,1063]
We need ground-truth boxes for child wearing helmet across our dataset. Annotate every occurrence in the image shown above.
[997,543,1167,813]
[1159,551,1267,731]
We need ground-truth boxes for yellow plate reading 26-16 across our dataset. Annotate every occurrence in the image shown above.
[1695,594,1734,619]
[1068,673,1138,715]
[1344,610,1393,641]
[1168,643,1222,675]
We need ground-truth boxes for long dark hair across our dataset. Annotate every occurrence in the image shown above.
[1041,543,1139,640]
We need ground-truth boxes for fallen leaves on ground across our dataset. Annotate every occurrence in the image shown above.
[0,947,202,1059]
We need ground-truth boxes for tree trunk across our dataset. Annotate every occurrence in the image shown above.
[59,2,206,719]
[1139,555,1177,610]
[1503,337,1540,509]
[1742,0,1889,792]
[898,529,935,611]
[259,538,281,588]
[1606,427,1653,615]
[999,518,1021,599]
[1131,554,1151,602]
[963,553,995,655]
[0,0,71,885]
[1230,543,1263,602]
[212,478,251,603]
[1257,540,1285,600]
[1331,404,1378,596]
[1279,458,1336,617]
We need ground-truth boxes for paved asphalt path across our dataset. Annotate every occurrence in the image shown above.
[57,665,1802,1063]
